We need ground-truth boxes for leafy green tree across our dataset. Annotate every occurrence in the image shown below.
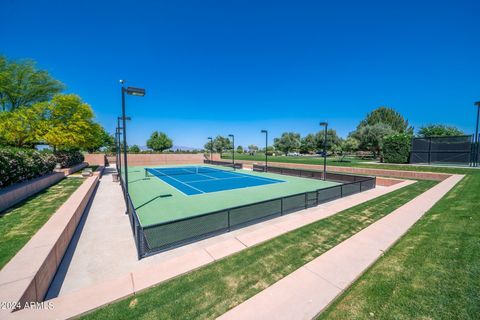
[274,132,301,154]
[357,106,412,133]
[300,134,317,154]
[0,104,46,147]
[204,140,214,152]
[315,129,343,153]
[212,136,232,154]
[86,126,114,153]
[356,123,395,159]
[0,56,64,111]
[40,94,101,151]
[341,137,360,154]
[146,131,173,152]
[128,145,141,153]
[418,124,464,137]
[236,145,244,153]
[247,144,259,155]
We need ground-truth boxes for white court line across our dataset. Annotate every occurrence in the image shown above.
[187,176,246,184]
[150,168,205,194]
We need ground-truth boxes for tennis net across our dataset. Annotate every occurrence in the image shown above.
[145,165,234,177]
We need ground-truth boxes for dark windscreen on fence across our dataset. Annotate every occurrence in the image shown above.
[410,135,475,166]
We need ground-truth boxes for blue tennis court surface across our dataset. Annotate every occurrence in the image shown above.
[145,166,284,195]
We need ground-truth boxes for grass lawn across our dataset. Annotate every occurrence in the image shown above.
[83,180,435,319]
[0,177,84,269]
[222,153,367,166]
[319,171,480,319]
[222,153,480,175]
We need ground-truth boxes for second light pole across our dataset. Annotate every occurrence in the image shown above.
[228,134,235,169]
[261,130,268,172]
[319,122,328,180]
[208,137,213,162]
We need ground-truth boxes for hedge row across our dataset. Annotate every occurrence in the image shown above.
[0,148,85,189]
[383,133,411,163]
[53,150,84,168]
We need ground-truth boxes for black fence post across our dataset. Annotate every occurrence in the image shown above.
[427,137,432,164]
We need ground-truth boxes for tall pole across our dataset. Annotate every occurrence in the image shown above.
[320,122,328,180]
[117,117,122,174]
[208,137,213,162]
[261,130,268,172]
[121,82,129,208]
[323,124,328,180]
[115,127,119,172]
[229,134,235,169]
[474,102,480,166]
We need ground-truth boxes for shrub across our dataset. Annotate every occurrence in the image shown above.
[0,147,57,188]
[383,133,412,163]
[53,150,84,168]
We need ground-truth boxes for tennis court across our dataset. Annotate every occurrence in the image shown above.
[123,164,376,255]
[128,165,339,226]
[145,166,284,195]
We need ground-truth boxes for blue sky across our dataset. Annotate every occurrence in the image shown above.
[2,0,479,148]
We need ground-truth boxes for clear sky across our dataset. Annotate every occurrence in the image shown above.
[2,0,479,148]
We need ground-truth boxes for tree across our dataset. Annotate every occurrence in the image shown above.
[204,140,214,152]
[341,137,360,154]
[86,126,114,153]
[212,136,232,154]
[0,56,64,111]
[236,145,244,153]
[300,134,317,154]
[0,104,46,147]
[247,144,259,155]
[129,145,141,153]
[274,132,301,154]
[418,124,464,137]
[146,131,173,152]
[40,94,102,151]
[357,106,412,133]
[356,123,395,159]
[315,129,343,153]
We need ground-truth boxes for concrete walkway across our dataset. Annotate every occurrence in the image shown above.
[47,173,414,297]
[218,174,464,320]
[46,167,137,298]
[6,178,416,320]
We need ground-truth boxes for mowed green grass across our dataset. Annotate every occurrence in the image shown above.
[222,153,366,166]
[319,171,480,319]
[82,180,435,320]
[0,177,84,269]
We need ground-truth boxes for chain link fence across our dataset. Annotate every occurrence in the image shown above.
[121,163,376,258]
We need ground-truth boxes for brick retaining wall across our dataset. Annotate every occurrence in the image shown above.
[0,173,65,213]
[0,176,99,312]
[237,160,450,181]
[100,153,222,166]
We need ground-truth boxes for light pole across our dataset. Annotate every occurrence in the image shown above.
[115,126,120,173]
[475,101,480,167]
[228,134,235,169]
[261,130,268,172]
[116,116,124,175]
[208,137,213,162]
[319,122,328,180]
[120,80,146,211]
